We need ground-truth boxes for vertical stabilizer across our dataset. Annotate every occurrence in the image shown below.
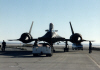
[69,22,74,35]
[29,21,33,34]
[49,23,53,31]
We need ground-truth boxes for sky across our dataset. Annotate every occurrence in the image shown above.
[0,0,100,44]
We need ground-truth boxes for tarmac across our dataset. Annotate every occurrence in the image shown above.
[0,45,100,70]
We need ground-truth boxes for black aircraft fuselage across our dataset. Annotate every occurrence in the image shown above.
[38,23,65,44]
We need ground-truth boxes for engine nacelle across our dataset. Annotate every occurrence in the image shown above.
[70,33,82,43]
[20,33,33,43]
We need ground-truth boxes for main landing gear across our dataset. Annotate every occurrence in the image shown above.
[64,41,69,52]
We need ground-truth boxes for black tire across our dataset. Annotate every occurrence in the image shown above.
[53,50,55,53]
[33,54,38,57]
[46,54,52,57]
[75,48,77,50]
[67,48,69,52]
[46,54,49,57]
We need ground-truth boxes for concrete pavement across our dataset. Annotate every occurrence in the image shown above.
[0,46,100,70]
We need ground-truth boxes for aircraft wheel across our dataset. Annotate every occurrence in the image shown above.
[72,48,74,50]
[53,50,55,53]
[67,48,69,52]
[75,48,77,50]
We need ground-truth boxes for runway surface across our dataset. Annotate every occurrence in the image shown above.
[0,46,100,70]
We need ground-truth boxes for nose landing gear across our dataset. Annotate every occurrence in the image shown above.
[64,41,69,52]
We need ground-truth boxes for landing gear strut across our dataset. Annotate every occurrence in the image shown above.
[50,42,55,53]
[64,41,69,52]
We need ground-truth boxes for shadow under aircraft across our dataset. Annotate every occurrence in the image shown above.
[9,21,93,52]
